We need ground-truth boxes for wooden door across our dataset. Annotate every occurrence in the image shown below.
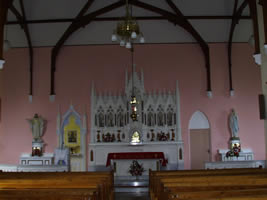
[190,129,210,169]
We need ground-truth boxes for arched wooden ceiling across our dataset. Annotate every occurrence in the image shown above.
[1,0,265,99]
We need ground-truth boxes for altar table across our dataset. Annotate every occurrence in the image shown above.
[106,152,167,167]
[20,153,54,165]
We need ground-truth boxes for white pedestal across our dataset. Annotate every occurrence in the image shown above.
[205,160,265,169]
[218,149,254,161]
[20,153,54,165]
[17,165,68,172]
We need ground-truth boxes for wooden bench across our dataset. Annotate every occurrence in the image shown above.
[0,171,114,200]
[149,168,267,200]
[163,188,267,200]
[150,168,267,195]
[0,188,97,200]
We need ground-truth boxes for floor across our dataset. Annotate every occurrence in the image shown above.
[115,192,150,200]
[114,176,150,200]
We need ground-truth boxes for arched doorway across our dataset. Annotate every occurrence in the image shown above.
[189,111,211,169]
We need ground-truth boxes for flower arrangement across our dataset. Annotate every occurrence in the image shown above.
[226,144,241,158]
[102,133,115,142]
[157,132,169,141]
[128,160,145,177]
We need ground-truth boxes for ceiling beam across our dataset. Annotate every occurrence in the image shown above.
[166,0,212,93]
[130,0,211,92]
[51,0,95,96]
[259,0,267,45]
[0,0,12,60]
[6,15,252,25]
[9,4,23,28]
[247,0,260,55]
[228,0,248,93]
[10,2,34,98]
[19,0,34,97]
[52,0,133,97]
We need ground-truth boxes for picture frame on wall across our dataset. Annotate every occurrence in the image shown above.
[68,130,77,143]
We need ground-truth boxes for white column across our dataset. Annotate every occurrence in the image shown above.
[175,80,184,169]
[125,68,128,92]
[90,82,95,143]
[82,111,87,171]
[175,80,182,141]
[56,106,62,148]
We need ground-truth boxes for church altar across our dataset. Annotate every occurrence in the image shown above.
[106,152,167,167]
[89,141,183,173]
[106,152,167,176]
[88,67,184,172]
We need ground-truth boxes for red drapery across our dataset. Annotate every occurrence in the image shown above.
[106,152,167,167]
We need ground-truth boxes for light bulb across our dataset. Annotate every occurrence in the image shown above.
[120,40,125,46]
[140,37,145,43]
[111,34,117,42]
[207,91,212,98]
[248,35,254,47]
[131,32,137,39]
[126,42,131,49]
[0,60,5,70]
[3,40,11,51]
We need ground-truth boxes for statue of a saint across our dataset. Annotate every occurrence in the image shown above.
[229,109,239,139]
[28,114,45,142]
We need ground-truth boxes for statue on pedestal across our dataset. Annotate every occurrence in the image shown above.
[228,109,241,157]
[28,114,45,142]
[229,109,239,139]
[28,114,46,156]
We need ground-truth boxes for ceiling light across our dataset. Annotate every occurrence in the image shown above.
[111,0,144,48]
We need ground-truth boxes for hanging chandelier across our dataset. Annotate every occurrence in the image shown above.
[111,0,145,48]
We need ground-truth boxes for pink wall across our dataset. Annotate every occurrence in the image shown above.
[0,43,265,169]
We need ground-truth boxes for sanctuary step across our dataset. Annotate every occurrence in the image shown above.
[114,176,149,193]
[115,192,150,200]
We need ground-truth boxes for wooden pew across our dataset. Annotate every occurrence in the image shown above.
[150,168,267,191]
[0,188,97,200]
[0,177,108,200]
[149,168,267,194]
[163,188,267,200]
[159,175,267,199]
[149,168,267,200]
[0,171,114,200]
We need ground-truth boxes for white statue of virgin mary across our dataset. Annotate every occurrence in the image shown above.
[229,109,239,139]
[28,114,45,142]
